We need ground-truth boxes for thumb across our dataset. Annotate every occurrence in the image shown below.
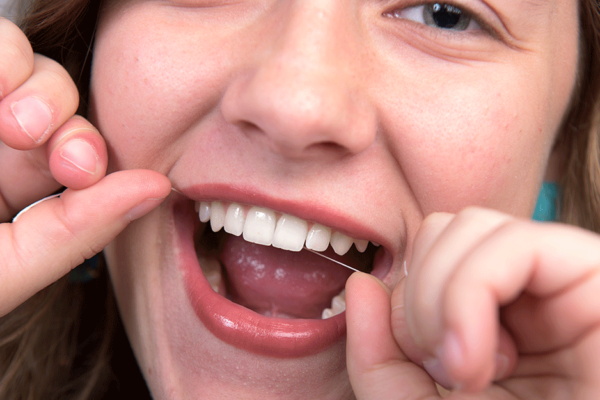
[346,272,439,400]
[0,169,171,316]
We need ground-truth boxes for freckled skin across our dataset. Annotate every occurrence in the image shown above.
[93,0,579,398]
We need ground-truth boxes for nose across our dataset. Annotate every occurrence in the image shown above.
[221,1,377,159]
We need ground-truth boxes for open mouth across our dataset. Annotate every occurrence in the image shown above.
[194,200,378,320]
[171,193,391,357]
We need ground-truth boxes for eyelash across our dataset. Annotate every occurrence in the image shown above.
[383,1,495,38]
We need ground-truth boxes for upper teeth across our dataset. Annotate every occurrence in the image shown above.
[195,201,377,256]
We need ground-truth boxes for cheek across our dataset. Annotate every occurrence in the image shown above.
[89,6,233,171]
[380,73,554,217]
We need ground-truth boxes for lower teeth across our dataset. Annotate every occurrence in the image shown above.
[197,255,347,319]
[198,256,224,294]
[321,289,346,319]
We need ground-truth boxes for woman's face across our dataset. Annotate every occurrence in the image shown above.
[91,1,579,398]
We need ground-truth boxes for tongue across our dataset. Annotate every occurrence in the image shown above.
[221,235,353,319]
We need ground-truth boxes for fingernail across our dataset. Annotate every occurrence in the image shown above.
[423,357,458,390]
[423,330,465,390]
[11,97,53,143]
[60,139,98,174]
[127,198,166,221]
[441,330,465,371]
[494,353,510,381]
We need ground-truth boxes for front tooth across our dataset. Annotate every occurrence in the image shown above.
[199,201,368,257]
[354,239,368,253]
[199,202,211,223]
[210,201,225,231]
[224,203,245,236]
[243,207,276,246]
[272,214,308,252]
[305,224,331,251]
[330,231,353,255]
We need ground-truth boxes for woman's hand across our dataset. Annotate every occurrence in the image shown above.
[346,207,600,399]
[0,17,171,317]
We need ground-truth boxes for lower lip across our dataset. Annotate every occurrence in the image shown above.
[173,201,347,358]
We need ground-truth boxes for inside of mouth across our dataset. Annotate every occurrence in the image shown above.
[194,216,376,320]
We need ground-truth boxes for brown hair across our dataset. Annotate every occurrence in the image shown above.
[1,1,115,398]
[1,0,600,398]
[562,1,600,231]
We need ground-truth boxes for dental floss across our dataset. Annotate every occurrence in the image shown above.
[12,193,61,223]
[304,247,361,273]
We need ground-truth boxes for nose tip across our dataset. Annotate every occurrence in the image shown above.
[220,3,377,159]
[222,67,377,158]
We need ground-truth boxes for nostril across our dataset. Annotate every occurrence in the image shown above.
[305,141,347,153]
[221,59,378,158]
[238,120,260,133]
[234,117,351,158]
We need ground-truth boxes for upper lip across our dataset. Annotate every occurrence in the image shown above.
[177,182,396,252]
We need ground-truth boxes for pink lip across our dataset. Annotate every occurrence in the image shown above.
[172,198,347,358]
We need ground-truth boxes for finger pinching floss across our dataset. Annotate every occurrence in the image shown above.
[304,247,361,273]
[307,247,408,281]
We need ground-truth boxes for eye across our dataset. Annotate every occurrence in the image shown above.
[388,3,481,32]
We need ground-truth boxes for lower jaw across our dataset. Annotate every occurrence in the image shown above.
[173,200,348,358]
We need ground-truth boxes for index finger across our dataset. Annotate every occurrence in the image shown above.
[0,54,79,149]
[0,17,34,98]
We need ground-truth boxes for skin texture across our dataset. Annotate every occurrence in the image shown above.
[0,17,171,315]
[2,0,600,399]
[88,0,584,398]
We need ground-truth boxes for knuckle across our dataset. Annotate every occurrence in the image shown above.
[0,18,34,60]
[456,206,486,219]
[453,206,515,232]
[54,199,101,260]
[33,55,79,110]
[494,218,530,239]
[0,21,34,94]
[455,206,506,224]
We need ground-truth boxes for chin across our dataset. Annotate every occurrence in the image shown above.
[104,187,395,399]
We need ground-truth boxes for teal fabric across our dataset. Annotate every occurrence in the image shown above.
[532,182,560,222]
